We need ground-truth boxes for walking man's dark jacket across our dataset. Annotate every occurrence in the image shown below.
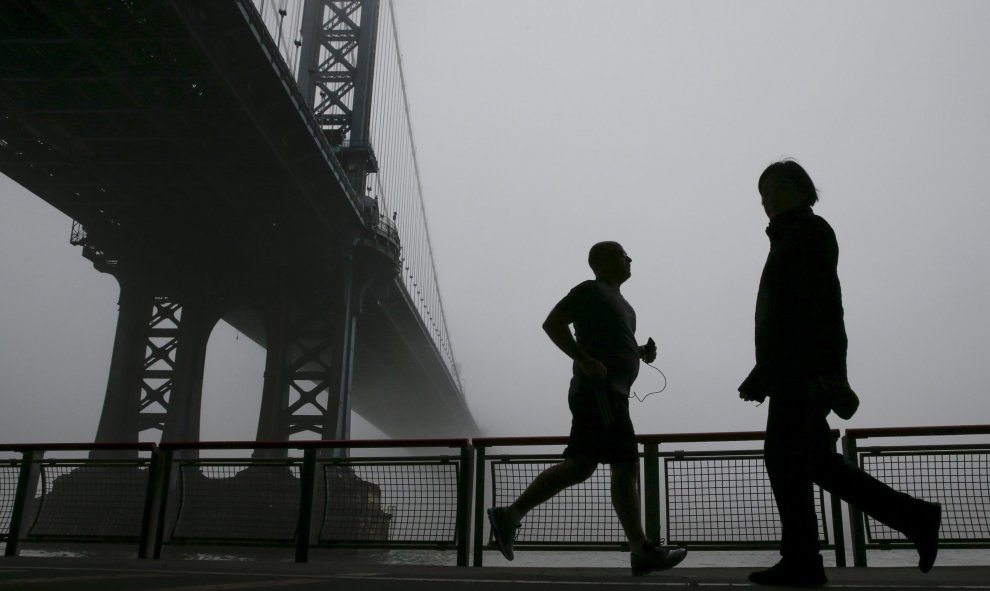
[741,206,848,396]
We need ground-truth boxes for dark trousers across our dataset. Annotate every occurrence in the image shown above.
[764,395,921,561]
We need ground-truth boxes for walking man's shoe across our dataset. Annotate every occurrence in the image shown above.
[910,501,942,573]
[487,507,519,561]
[630,540,687,576]
[748,556,827,587]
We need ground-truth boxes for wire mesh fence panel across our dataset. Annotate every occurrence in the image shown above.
[665,454,828,546]
[169,461,301,543]
[860,450,990,543]
[29,461,149,540]
[319,460,458,545]
[490,460,623,545]
[0,462,20,539]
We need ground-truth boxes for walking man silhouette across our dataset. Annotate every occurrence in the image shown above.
[488,241,687,576]
[740,160,942,586]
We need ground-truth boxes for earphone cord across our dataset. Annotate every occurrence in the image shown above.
[630,361,667,403]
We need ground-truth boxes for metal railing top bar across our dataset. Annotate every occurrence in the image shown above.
[0,443,155,452]
[641,429,840,444]
[475,430,840,448]
[158,438,471,451]
[659,449,766,458]
[473,436,569,448]
[857,444,990,456]
[639,431,766,444]
[846,424,990,439]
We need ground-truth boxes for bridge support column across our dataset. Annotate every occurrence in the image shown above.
[95,279,153,447]
[94,274,221,454]
[255,290,291,450]
[254,262,358,455]
[322,264,357,447]
[160,298,219,447]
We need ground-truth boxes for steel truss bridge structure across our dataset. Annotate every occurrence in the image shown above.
[0,0,478,447]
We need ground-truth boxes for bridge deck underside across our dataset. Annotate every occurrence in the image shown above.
[0,0,360,268]
[0,0,477,438]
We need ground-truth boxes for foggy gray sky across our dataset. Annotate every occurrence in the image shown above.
[2,1,990,443]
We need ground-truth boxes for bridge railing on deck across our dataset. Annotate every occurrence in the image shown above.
[472,432,845,567]
[842,424,990,566]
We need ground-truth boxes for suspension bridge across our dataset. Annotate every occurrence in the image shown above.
[0,0,478,444]
[4,5,990,583]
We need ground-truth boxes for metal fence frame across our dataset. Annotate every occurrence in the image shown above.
[481,443,628,554]
[154,439,473,565]
[0,443,158,558]
[472,431,845,567]
[654,434,842,561]
[843,425,990,566]
[0,439,473,565]
[5,426,990,568]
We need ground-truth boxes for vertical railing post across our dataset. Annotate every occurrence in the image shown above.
[455,442,474,567]
[295,447,318,563]
[472,444,487,567]
[842,433,868,567]
[138,446,162,559]
[642,441,662,542]
[4,449,37,557]
[152,447,175,559]
[830,489,847,567]
[828,433,846,567]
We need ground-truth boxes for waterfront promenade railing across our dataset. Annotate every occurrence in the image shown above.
[472,432,844,567]
[647,431,843,561]
[2,427,989,568]
[842,424,990,566]
[0,443,158,558]
[0,439,473,565]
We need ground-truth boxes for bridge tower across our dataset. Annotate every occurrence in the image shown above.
[89,0,395,452]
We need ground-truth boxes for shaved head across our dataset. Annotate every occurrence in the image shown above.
[588,241,622,273]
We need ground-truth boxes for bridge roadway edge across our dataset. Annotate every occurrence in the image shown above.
[1,557,988,590]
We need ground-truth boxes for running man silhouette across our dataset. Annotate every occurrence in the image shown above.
[488,241,687,576]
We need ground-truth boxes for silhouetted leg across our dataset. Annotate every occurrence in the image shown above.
[611,460,647,551]
[812,450,920,533]
[812,448,942,572]
[765,447,822,560]
[764,396,830,562]
[509,457,597,521]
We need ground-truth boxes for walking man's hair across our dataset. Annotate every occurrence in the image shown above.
[759,160,819,207]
